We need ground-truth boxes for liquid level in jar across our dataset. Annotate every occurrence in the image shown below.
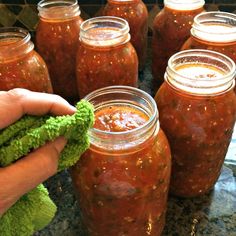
[71,104,171,236]
[94,105,149,132]
[176,63,225,79]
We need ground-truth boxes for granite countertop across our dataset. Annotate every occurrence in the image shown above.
[35,52,236,236]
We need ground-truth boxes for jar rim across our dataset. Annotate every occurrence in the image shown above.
[166,49,236,95]
[192,11,236,43]
[0,27,30,44]
[38,0,80,19]
[83,86,158,137]
[164,0,205,10]
[80,16,130,47]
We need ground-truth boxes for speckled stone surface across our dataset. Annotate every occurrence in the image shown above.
[35,49,236,236]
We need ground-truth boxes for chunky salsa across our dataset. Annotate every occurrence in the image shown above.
[36,11,83,103]
[0,39,52,93]
[155,63,236,197]
[71,104,171,235]
[152,6,204,91]
[76,27,138,98]
[103,0,148,70]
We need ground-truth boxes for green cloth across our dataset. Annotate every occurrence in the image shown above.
[0,100,94,235]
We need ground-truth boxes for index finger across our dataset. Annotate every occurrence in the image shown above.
[0,88,77,129]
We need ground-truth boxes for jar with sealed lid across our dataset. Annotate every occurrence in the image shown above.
[36,0,83,103]
[181,11,236,93]
[76,16,138,98]
[152,0,205,92]
[71,86,171,236]
[0,27,52,92]
[102,0,148,70]
[155,49,236,197]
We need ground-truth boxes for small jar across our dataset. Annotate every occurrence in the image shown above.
[152,0,205,92]
[71,86,171,236]
[102,0,148,70]
[0,27,52,92]
[181,11,236,93]
[155,49,236,197]
[76,16,138,98]
[36,0,83,103]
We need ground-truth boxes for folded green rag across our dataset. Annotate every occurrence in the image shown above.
[0,100,94,236]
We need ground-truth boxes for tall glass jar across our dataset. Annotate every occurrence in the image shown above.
[71,86,171,236]
[36,0,83,103]
[0,27,52,92]
[102,0,148,70]
[152,0,205,92]
[76,17,138,98]
[155,49,236,197]
[181,11,236,93]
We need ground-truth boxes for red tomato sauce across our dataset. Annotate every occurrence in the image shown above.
[76,28,138,98]
[71,105,171,235]
[155,63,236,197]
[36,13,83,103]
[0,40,52,93]
[152,6,204,91]
[103,0,148,70]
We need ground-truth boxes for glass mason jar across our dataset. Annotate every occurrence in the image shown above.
[36,0,83,103]
[181,11,236,93]
[155,49,236,198]
[102,0,148,71]
[0,27,52,92]
[71,86,171,236]
[76,16,138,98]
[152,0,205,92]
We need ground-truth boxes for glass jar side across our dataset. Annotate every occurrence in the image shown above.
[103,0,148,70]
[155,49,236,197]
[70,86,172,236]
[151,3,204,92]
[76,17,138,98]
[36,0,83,102]
[0,27,52,93]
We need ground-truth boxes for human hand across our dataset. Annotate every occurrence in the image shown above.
[0,88,76,215]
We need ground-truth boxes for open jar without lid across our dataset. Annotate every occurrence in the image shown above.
[0,27,52,93]
[155,49,236,197]
[71,86,171,236]
[76,17,138,98]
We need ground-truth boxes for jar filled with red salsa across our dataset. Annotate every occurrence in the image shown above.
[0,27,52,92]
[102,0,148,70]
[155,49,236,198]
[181,11,236,93]
[36,0,83,103]
[152,0,205,92]
[76,16,138,98]
[71,86,171,235]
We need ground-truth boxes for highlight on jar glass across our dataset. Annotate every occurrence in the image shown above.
[76,16,138,98]
[102,0,148,71]
[0,27,53,93]
[36,0,83,103]
[152,0,205,92]
[70,86,171,236]
[181,11,236,92]
[155,49,236,198]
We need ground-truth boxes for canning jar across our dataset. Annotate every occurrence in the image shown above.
[36,0,83,103]
[76,16,138,98]
[102,0,148,70]
[71,86,171,236]
[155,49,236,197]
[0,27,52,92]
[152,0,205,92]
[181,11,236,93]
